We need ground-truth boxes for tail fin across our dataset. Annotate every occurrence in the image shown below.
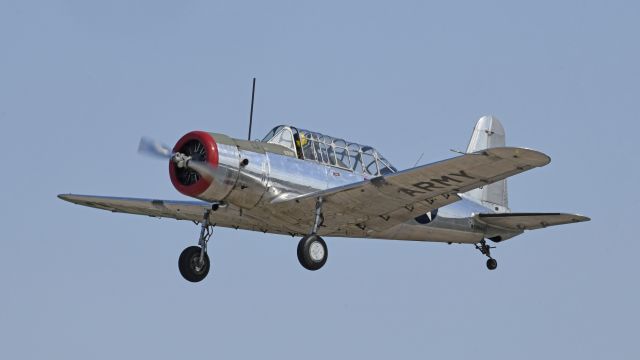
[465,116,510,213]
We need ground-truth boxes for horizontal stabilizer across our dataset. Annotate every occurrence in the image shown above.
[476,212,590,231]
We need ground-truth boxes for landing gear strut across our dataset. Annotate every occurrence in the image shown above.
[179,209,214,282]
[475,239,498,270]
[297,197,328,271]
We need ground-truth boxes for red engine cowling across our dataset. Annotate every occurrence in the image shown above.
[169,131,238,201]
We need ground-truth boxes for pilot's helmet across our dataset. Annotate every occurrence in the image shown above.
[298,133,308,147]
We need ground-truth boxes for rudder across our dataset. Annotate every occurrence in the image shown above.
[465,116,510,212]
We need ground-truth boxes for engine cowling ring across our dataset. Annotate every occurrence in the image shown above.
[169,131,219,197]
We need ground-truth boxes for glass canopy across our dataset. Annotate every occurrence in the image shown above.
[262,125,397,176]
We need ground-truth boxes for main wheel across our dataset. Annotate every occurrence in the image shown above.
[486,258,498,270]
[179,246,210,282]
[297,235,328,271]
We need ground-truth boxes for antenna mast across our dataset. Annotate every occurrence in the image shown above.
[248,78,256,140]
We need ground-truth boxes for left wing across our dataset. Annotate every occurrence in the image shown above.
[267,147,551,236]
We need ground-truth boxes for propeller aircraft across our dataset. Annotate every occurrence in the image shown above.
[59,111,589,282]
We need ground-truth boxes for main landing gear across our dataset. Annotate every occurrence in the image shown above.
[179,208,215,282]
[297,197,328,271]
[475,239,498,271]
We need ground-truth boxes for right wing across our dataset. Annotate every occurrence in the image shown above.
[57,194,292,235]
[58,194,213,221]
[268,147,551,236]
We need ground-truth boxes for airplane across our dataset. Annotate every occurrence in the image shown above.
[58,115,590,282]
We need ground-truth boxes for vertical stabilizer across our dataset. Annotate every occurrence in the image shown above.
[465,116,510,212]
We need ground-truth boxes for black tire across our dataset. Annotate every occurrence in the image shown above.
[179,246,210,282]
[486,258,498,270]
[297,235,328,271]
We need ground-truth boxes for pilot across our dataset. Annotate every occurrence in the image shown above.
[293,133,305,159]
[296,133,315,161]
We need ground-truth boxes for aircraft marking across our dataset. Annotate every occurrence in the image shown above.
[398,170,475,197]
[415,209,439,224]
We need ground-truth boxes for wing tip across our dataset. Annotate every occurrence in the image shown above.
[58,193,94,205]
[483,147,551,167]
[571,214,591,223]
[58,193,73,202]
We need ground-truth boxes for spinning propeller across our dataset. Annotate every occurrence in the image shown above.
[137,136,173,159]
[137,137,218,181]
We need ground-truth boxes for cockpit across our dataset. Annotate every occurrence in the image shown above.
[261,125,397,176]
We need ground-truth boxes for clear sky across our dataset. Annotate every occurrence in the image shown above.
[1,1,638,359]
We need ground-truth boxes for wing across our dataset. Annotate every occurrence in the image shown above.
[268,147,551,236]
[476,212,591,231]
[57,194,291,235]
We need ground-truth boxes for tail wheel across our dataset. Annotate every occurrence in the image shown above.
[486,258,498,270]
[297,235,328,271]
[179,246,210,282]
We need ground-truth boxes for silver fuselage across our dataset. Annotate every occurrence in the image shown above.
[194,141,508,245]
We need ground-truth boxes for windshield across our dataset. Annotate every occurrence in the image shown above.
[261,125,284,142]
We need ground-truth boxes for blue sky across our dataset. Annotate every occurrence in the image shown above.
[1,1,638,359]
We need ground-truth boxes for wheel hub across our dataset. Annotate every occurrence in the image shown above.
[190,255,206,274]
[309,241,325,262]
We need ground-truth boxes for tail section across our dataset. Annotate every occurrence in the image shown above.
[465,116,510,213]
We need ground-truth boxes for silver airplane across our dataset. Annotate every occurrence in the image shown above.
[59,116,589,282]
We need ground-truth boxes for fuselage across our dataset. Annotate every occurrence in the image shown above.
[170,131,502,245]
